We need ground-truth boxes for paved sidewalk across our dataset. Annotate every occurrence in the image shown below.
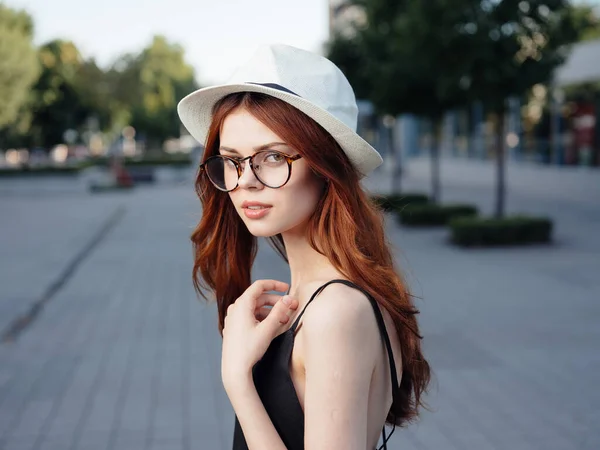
[0,157,598,449]
[362,158,599,450]
[389,155,600,208]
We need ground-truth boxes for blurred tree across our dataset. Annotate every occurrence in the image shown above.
[463,0,584,217]
[110,35,198,151]
[328,0,589,217]
[327,0,475,202]
[73,59,130,137]
[26,39,90,148]
[0,5,39,132]
[569,2,600,41]
[326,31,373,101]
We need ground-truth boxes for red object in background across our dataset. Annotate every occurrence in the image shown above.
[115,166,133,187]
[110,157,133,187]
[567,102,597,165]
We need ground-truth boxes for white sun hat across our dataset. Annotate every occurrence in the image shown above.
[177,43,383,179]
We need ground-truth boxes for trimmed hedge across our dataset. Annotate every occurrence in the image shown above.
[371,193,430,212]
[0,155,192,177]
[397,203,478,226]
[125,157,191,167]
[89,155,192,167]
[0,165,82,176]
[449,215,553,247]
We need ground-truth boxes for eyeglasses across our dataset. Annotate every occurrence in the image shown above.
[200,150,303,192]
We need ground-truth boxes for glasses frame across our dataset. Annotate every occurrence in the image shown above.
[199,149,303,192]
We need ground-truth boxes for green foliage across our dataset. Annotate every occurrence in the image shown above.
[326,0,474,119]
[370,193,430,212]
[328,0,586,116]
[330,0,590,220]
[109,35,198,148]
[461,0,583,112]
[1,37,128,149]
[326,36,372,100]
[397,203,478,226]
[0,5,39,129]
[449,215,553,246]
[0,31,198,150]
[25,39,90,147]
[73,59,129,136]
[567,2,600,41]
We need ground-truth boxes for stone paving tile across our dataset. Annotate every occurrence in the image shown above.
[189,302,228,450]
[1,436,38,450]
[0,303,89,445]
[0,192,130,335]
[0,160,598,450]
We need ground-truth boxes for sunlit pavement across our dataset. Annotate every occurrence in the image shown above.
[0,157,598,449]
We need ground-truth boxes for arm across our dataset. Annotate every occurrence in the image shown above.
[220,280,299,450]
[227,374,288,450]
[302,285,380,450]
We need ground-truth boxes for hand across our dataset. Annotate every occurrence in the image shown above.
[221,279,299,392]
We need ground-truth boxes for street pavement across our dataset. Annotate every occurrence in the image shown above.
[0,157,598,450]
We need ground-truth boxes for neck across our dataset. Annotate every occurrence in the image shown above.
[280,226,343,298]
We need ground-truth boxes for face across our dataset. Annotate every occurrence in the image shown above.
[218,107,326,237]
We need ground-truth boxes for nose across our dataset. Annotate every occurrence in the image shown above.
[237,158,262,189]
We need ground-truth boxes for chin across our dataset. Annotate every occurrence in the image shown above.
[246,226,280,238]
[240,217,279,237]
[249,219,307,239]
[250,231,278,238]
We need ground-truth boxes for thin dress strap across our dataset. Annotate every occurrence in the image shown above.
[289,279,400,449]
[289,279,345,333]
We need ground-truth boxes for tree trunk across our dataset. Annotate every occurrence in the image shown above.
[495,109,506,219]
[430,118,441,204]
[389,120,402,194]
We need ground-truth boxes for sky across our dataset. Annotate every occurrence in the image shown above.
[7,0,331,85]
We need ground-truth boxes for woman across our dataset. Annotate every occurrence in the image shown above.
[178,44,431,450]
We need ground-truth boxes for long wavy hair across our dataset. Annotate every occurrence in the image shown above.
[191,91,431,427]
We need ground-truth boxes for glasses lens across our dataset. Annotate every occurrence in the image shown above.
[205,152,290,191]
[253,151,289,188]
[205,156,239,191]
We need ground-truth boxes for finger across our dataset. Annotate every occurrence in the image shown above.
[254,293,285,309]
[245,280,290,305]
[254,295,298,320]
[254,293,296,320]
[257,295,299,337]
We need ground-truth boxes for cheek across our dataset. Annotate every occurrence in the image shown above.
[232,165,326,237]
[276,178,324,227]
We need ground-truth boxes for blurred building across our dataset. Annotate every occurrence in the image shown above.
[329,0,366,38]
[353,37,600,168]
[551,39,600,167]
[554,38,600,87]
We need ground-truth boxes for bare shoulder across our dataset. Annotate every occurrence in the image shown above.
[299,282,382,362]
[299,282,403,377]
[303,282,376,324]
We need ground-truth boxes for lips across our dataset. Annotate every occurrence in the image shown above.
[241,201,273,209]
[243,205,272,219]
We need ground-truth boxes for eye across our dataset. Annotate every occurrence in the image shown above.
[264,152,285,163]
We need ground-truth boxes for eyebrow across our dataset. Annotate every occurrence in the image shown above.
[218,142,289,156]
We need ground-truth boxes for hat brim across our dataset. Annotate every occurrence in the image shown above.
[177,83,383,178]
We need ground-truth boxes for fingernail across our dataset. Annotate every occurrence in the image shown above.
[282,295,291,305]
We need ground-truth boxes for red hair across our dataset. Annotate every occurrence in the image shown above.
[190,92,431,427]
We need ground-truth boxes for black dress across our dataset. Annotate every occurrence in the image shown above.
[232,279,399,450]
